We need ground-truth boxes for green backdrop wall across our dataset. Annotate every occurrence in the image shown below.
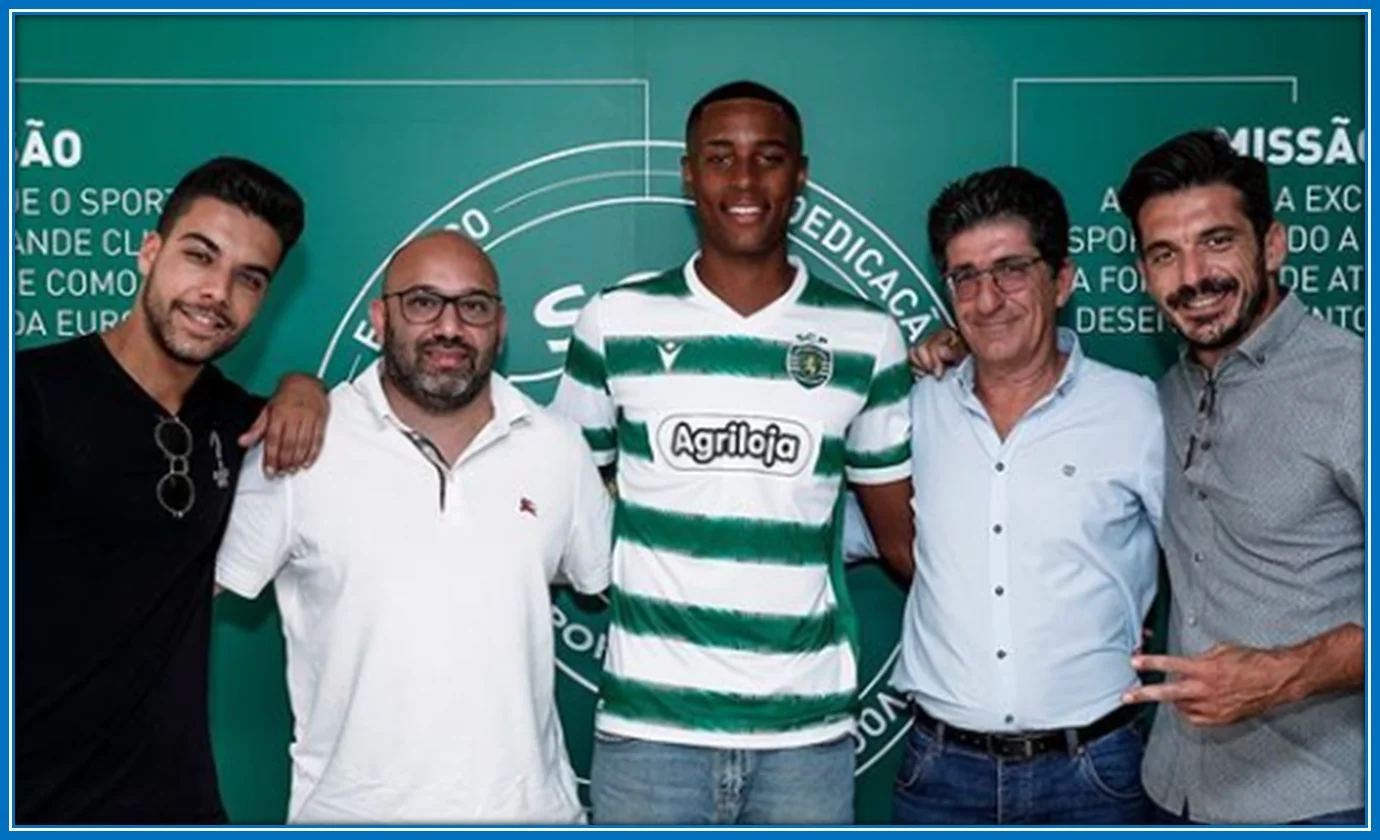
[14,13,1365,824]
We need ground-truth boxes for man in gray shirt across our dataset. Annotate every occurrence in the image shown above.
[1118,130,1365,825]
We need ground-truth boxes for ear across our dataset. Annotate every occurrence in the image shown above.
[681,154,694,198]
[496,304,509,350]
[136,230,163,279]
[1054,259,1076,308]
[369,298,386,343]
[796,154,810,193]
[1263,220,1286,275]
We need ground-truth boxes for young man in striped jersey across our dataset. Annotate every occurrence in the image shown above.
[550,80,916,824]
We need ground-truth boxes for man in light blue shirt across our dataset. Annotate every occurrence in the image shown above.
[847,166,1164,824]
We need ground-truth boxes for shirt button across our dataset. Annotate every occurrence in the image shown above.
[993,524,1004,535]
[1004,714,1015,724]
[996,649,1008,659]
[1196,489,1208,501]
[995,462,1006,472]
[1200,440,1212,451]
[1187,615,1198,627]
[1193,552,1203,564]
[994,586,1005,596]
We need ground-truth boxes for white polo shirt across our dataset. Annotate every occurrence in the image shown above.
[216,362,612,825]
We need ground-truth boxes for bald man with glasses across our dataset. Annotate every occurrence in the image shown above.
[214,230,613,824]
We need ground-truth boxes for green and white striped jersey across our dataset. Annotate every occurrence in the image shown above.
[550,255,912,749]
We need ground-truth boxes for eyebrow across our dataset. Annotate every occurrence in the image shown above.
[700,138,791,149]
[1143,223,1242,255]
[394,283,499,298]
[1198,224,1240,240]
[178,232,222,254]
[947,252,1031,273]
[179,232,274,282]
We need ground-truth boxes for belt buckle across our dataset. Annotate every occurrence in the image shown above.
[988,733,1037,761]
[1015,736,1038,761]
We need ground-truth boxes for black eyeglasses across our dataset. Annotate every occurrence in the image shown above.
[945,255,1045,302]
[383,288,503,326]
[154,415,195,519]
[1182,376,1218,472]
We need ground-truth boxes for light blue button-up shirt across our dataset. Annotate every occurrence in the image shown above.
[846,328,1164,732]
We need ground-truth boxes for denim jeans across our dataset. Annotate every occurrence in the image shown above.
[892,716,1150,825]
[1154,803,1366,826]
[589,730,855,825]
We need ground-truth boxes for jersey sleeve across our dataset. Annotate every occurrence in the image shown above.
[845,315,913,484]
[549,294,618,468]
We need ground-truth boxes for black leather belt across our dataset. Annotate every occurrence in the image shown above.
[910,703,1140,762]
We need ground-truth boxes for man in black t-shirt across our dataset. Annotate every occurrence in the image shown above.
[16,157,322,825]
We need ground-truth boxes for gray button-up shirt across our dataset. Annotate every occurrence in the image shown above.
[1142,292,1366,824]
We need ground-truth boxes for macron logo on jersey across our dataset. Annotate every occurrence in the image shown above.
[655,413,815,477]
[657,340,683,371]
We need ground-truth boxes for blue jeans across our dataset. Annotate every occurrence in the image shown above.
[589,730,855,825]
[1154,803,1366,825]
[893,717,1150,825]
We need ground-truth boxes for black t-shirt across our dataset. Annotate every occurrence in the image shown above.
[16,334,264,825]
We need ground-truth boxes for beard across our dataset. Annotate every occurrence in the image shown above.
[381,317,496,414]
[1164,252,1272,353]
[140,273,245,366]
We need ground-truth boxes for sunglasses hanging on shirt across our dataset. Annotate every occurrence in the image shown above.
[154,415,196,519]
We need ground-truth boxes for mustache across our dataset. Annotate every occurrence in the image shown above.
[418,335,476,355]
[1166,276,1239,310]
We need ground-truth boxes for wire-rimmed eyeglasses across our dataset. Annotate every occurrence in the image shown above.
[944,255,1045,302]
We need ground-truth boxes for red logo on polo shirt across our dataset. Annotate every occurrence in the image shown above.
[519,497,538,517]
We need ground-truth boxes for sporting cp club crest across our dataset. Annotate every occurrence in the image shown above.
[787,333,833,389]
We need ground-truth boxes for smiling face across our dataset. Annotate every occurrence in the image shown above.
[135,196,283,366]
[946,217,1072,373]
[682,97,807,262]
[369,232,506,415]
[1136,183,1285,366]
